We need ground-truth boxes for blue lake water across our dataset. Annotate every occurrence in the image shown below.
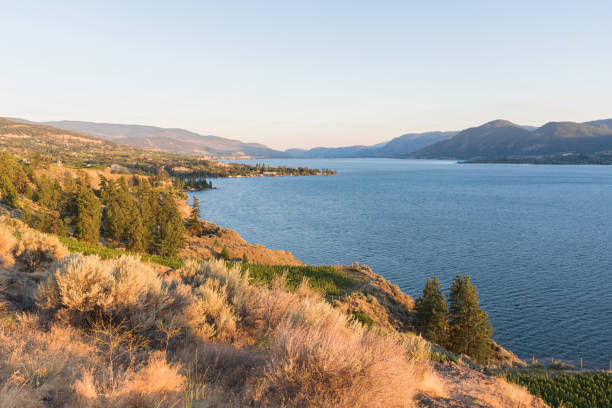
[192,158,612,368]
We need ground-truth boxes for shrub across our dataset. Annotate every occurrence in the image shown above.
[37,254,171,331]
[13,230,68,272]
[220,246,231,261]
[262,298,417,407]
[430,351,458,364]
[349,310,374,328]
[176,259,248,341]
[400,332,432,363]
[38,254,115,312]
[549,359,575,370]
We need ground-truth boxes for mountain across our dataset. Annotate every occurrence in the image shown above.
[414,119,612,159]
[285,131,456,158]
[8,119,285,158]
[585,118,612,130]
[377,131,457,157]
[285,145,381,158]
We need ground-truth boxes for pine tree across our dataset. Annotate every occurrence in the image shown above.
[447,275,493,363]
[415,276,448,346]
[22,205,34,226]
[152,191,184,256]
[187,196,202,235]
[0,174,20,208]
[104,201,125,241]
[74,186,101,243]
[124,212,144,251]
[36,211,68,237]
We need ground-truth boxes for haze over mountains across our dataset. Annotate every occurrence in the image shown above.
[7,117,612,161]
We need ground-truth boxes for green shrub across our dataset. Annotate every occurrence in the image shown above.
[243,263,352,296]
[349,310,374,329]
[220,246,231,261]
[430,351,458,364]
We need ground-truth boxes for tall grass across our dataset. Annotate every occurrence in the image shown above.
[0,225,449,407]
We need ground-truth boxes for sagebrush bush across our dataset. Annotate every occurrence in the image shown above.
[262,299,418,407]
[13,230,68,272]
[37,254,172,332]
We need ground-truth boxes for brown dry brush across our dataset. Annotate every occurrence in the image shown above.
[0,224,444,407]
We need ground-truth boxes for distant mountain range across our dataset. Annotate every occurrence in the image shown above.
[7,117,612,161]
[7,119,286,158]
[414,119,612,159]
[285,131,458,158]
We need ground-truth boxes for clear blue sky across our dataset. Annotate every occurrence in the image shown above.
[1,1,611,149]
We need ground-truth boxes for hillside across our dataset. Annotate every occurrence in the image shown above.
[0,215,548,408]
[0,118,334,179]
[414,119,612,159]
[9,118,286,158]
[378,131,457,157]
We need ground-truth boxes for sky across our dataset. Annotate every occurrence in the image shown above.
[1,1,611,150]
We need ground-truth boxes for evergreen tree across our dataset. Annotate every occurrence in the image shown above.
[36,211,68,237]
[447,275,493,363]
[187,196,202,235]
[104,200,125,241]
[152,191,184,256]
[74,186,101,243]
[415,276,448,346]
[22,205,34,226]
[124,212,144,251]
[0,174,20,208]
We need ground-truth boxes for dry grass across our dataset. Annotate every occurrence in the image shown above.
[0,226,540,408]
[263,314,418,407]
[74,352,185,408]
[0,226,16,268]
[0,312,188,408]
[474,377,547,408]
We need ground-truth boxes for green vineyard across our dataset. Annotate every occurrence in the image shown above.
[505,372,612,408]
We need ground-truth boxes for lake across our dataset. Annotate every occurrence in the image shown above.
[192,158,612,368]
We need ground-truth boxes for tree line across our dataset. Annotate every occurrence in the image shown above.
[415,275,494,363]
[0,153,189,257]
